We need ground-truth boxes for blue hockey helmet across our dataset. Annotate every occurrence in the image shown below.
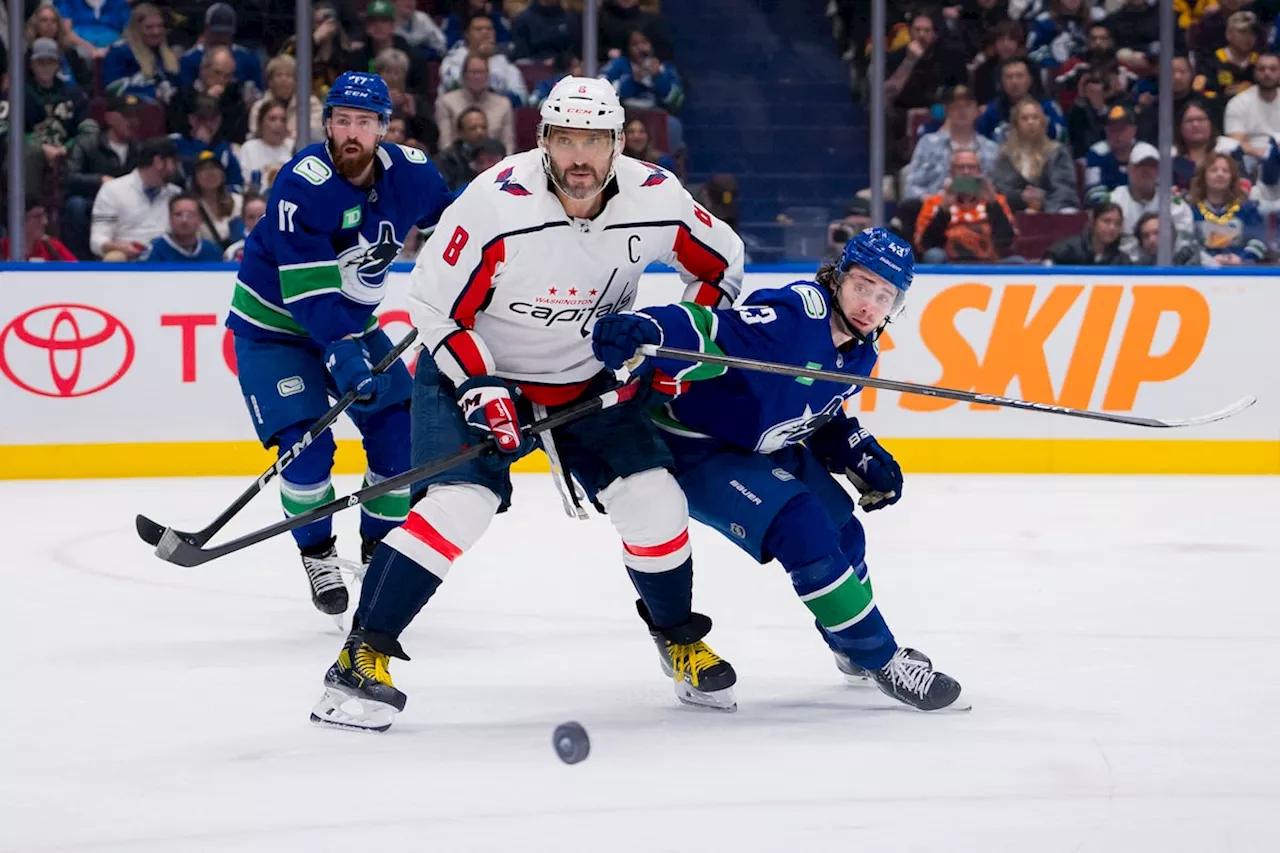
[830,227,914,338]
[323,71,394,127]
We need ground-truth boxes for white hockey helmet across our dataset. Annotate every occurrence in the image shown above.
[538,76,626,197]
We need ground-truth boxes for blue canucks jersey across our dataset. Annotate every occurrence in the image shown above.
[638,282,878,454]
[227,141,452,345]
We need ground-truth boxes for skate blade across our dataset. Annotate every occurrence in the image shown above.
[674,683,738,713]
[309,687,398,732]
[840,671,876,687]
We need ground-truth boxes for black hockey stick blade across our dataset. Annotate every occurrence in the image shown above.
[135,328,419,552]
[150,383,640,567]
[643,345,1257,429]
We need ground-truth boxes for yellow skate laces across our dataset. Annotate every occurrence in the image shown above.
[669,642,722,688]
[342,645,396,688]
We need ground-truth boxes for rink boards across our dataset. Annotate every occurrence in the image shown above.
[0,263,1276,478]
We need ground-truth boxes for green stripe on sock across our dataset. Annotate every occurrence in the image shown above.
[280,262,343,303]
[281,482,336,516]
[360,478,409,522]
[801,567,875,630]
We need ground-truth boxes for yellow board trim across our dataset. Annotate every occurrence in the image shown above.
[0,439,1277,479]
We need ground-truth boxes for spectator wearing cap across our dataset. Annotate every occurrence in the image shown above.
[914,148,1019,263]
[1054,22,1139,113]
[598,0,673,62]
[436,53,516,153]
[904,85,999,201]
[1199,11,1260,101]
[143,194,224,262]
[25,37,96,187]
[25,3,92,88]
[1108,141,1196,260]
[102,2,178,103]
[1084,103,1140,205]
[64,92,143,259]
[1225,53,1280,159]
[222,193,267,262]
[90,136,182,261]
[976,57,1067,144]
[991,97,1081,213]
[56,0,131,53]
[177,4,264,99]
[168,46,251,146]
[1,199,76,261]
[348,1,426,95]
[248,54,324,143]
[443,0,513,53]
[169,94,246,192]
[440,13,529,106]
[600,29,684,115]
[434,107,503,191]
[512,0,581,64]
[1043,202,1131,265]
[623,117,677,173]
[1189,151,1268,264]
[394,0,448,59]
[189,153,244,251]
[1174,100,1249,189]
[239,101,293,195]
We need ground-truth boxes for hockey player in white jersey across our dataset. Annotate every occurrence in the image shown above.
[311,77,747,731]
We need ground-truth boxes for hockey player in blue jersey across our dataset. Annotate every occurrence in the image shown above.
[226,71,453,620]
[592,227,965,711]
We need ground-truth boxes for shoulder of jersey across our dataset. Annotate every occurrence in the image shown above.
[614,154,683,197]
[466,149,546,202]
[275,143,337,194]
[377,141,435,171]
[748,281,832,323]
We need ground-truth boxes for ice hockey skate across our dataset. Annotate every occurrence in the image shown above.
[299,536,353,625]
[310,628,408,732]
[872,647,967,711]
[832,645,931,685]
[638,601,738,712]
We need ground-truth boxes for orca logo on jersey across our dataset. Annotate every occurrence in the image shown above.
[754,396,849,454]
[338,221,402,291]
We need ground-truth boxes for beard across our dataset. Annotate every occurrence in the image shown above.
[550,159,607,200]
[330,138,376,179]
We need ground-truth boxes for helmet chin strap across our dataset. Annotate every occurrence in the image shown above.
[832,278,884,346]
[540,129,621,203]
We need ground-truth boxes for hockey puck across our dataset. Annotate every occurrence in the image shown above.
[552,721,590,764]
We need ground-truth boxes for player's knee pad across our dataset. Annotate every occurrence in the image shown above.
[359,401,412,477]
[763,492,844,578]
[597,468,691,573]
[837,516,869,582]
[382,483,500,580]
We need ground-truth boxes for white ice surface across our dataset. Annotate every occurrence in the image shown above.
[4,474,1279,853]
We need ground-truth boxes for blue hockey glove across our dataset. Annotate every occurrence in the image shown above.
[592,312,662,371]
[324,337,399,415]
[456,376,533,455]
[842,422,903,512]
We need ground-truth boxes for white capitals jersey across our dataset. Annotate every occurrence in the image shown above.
[407,150,746,405]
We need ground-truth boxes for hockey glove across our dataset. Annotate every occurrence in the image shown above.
[592,312,662,371]
[842,422,903,512]
[325,338,396,414]
[456,376,532,456]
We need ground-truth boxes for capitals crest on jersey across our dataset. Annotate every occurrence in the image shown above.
[495,167,531,196]
[755,394,851,454]
[640,165,668,187]
[337,221,402,303]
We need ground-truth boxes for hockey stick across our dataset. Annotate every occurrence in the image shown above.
[135,329,419,550]
[641,345,1256,429]
[147,382,640,567]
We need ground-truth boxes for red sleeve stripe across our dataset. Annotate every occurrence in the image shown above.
[437,329,491,378]
[449,237,506,322]
[673,224,728,288]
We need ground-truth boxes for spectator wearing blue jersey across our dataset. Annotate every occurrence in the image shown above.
[1028,0,1101,71]
[512,0,581,63]
[170,95,245,192]
[1189,151,1268,264]
[57,0,131,53]
[442,0,511,51]
[1250,134,1280,213]
[531,52,582,107]
[177,4,264,101]
[102,3,179,103]
[143,194,224,262]
[1084,103,1139,205]
[602,30,684,115]
[976,57,1067,143]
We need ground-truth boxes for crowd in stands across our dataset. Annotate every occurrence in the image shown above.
[0,0,683,262]
[832,0,1280,266]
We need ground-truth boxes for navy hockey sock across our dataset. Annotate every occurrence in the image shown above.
[627,558,694,631]
[354,544,443,638]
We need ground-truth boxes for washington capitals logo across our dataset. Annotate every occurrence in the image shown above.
[495,167,531,196]
[338,221,401,288]
[640,165,668,187]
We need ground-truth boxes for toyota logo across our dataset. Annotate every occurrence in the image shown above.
[0,304,135,397]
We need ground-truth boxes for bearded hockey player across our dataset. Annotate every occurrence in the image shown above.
[226,72,453,621]
[310,77,747,732]
[592,227,966,712]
